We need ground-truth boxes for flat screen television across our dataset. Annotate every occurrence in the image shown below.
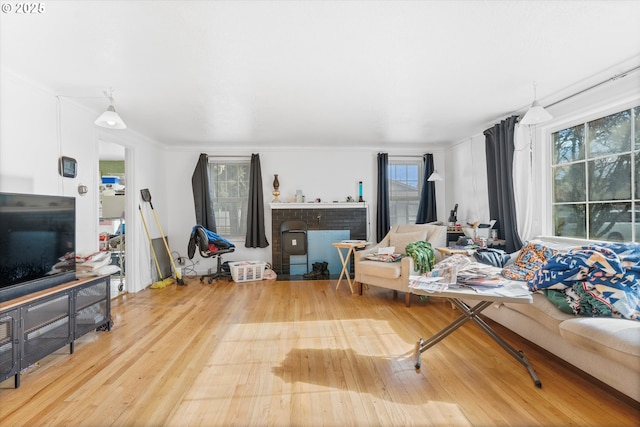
[0,192,76,302]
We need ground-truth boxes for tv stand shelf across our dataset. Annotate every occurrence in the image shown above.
[0,276,112,388]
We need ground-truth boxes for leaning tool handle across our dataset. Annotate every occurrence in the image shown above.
[138,204,164,281]
[147,199,184,284]
[151,209,184,283]
[138,205,163,280]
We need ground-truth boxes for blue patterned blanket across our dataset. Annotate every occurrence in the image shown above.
[528,243,640,320]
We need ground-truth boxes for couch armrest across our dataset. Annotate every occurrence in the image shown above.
[400,255,414,278]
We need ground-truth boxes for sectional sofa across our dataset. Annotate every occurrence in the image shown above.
[481,238,640,402]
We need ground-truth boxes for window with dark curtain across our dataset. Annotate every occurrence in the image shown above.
[484,116,523,253]
[245,153,269,248]
[376,153,390,242]
[191,153,216,231]
[416,153,437,224]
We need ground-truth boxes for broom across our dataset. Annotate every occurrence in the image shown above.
[139,204,175,288]
[140,189,186,285]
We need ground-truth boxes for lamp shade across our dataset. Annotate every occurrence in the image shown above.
[520,100,552,125]
[427,171,443,182]
[95,105,126,129]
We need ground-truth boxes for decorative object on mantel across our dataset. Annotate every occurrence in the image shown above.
[358,181,364,202]
[272,174,281,203]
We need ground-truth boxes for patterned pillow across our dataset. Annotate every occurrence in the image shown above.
[502,241,558,281]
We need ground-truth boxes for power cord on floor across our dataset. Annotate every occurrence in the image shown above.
[172,250,198,279]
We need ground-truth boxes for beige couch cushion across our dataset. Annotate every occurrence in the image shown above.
[560,318,640,371]
[356,260,402,279]
[504,292,573,334]
[389,230,426,255]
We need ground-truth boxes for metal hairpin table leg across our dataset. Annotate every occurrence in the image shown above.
[415,297,541,388]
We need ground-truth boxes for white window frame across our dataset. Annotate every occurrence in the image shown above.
[544,102,639,243]
[388,156,424,226]
[207,156,251,240]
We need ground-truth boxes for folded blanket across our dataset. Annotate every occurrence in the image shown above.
[529,243,640,320]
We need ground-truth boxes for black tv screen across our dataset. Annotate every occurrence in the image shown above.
[0,192,76,302]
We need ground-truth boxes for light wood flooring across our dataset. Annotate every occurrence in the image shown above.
[1,277,639,426]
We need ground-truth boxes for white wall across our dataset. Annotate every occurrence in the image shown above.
[4,62,637,290]
[95,129,169,293]
[163,147,448,274]
[1,68,98,253]
[0,67,170,294]
[442,134,489,227]
[442,68,640,241]
[140,68,640,280]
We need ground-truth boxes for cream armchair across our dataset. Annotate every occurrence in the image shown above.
[354,224,447,306]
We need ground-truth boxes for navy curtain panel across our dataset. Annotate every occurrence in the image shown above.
[245,153,269,248]
[376,153,391,242]
[416,153,437,224]
[191,153,217,232]
[484,116,523,253]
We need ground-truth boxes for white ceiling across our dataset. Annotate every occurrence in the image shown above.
[2,1,640,150]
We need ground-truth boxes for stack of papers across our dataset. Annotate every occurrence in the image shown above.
[409,276,448,293]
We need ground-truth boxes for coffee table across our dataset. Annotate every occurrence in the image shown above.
[410,277,541,387]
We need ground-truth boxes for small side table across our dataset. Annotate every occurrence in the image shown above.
[332,241,369,293]
[435,247,475,258]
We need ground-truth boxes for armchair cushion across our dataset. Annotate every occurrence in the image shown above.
[357,261,403,279]
[389,230,427,255]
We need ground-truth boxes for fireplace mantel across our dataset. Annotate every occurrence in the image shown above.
[270,202,367,209]
[270,203,368,275]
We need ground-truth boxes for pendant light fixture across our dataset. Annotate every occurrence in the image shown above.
[427,170,443,181]
[95,89,126,129]
[520,82,553,125]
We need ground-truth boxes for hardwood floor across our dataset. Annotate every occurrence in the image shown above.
[1,277,639,426]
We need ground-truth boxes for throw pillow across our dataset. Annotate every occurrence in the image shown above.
[389,231,426,255]
[365,253,404,262]
[502,241,558,281]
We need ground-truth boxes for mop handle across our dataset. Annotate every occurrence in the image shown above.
[138,205,164,280]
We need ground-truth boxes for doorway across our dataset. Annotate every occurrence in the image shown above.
[98,141,126,296]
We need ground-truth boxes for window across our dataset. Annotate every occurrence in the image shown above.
[551,105,639,242]
[208,159,250,239]
[388,157,423,225]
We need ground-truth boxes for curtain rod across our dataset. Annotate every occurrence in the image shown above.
[544,64,640,110]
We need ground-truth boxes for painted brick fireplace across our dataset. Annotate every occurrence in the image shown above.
[271,203,368,275]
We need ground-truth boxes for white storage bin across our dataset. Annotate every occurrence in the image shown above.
[229,261,266,283]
